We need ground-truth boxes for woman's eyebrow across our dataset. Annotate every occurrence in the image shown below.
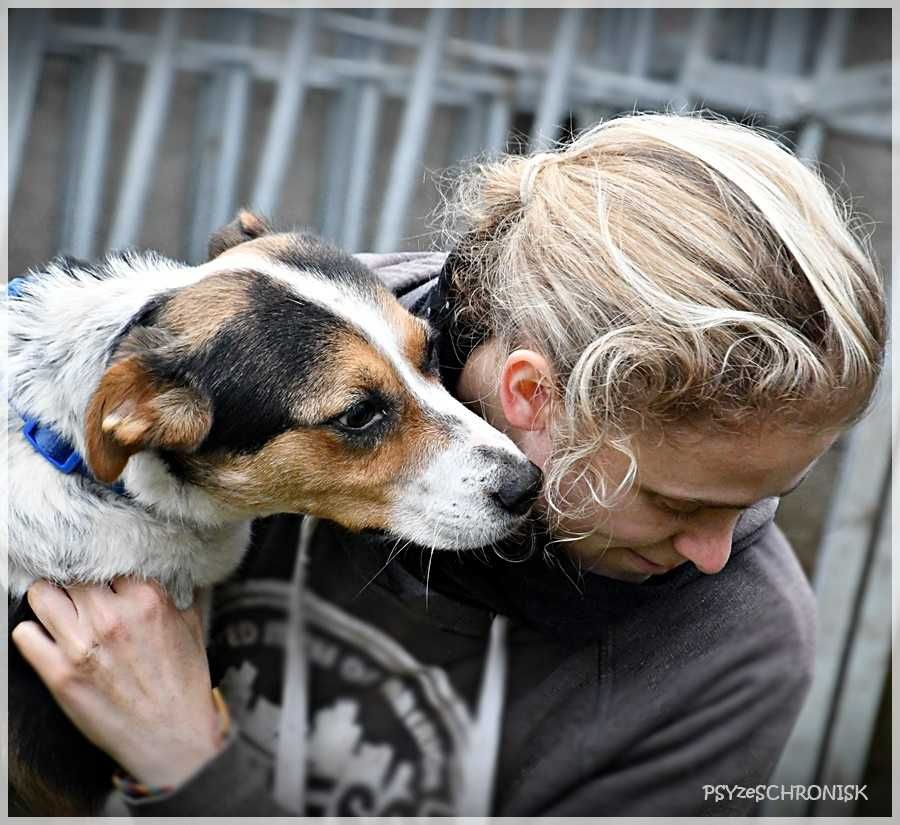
[644,474,810,510]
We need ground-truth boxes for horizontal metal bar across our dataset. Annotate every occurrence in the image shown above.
[46,19,891,132]
[44,23,483,103]
[43,21,675,106]
[320,9,538,74]
[686,60,803,121]
[822,110,892,143]
[809,62,892,115]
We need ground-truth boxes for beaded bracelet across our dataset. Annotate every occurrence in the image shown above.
[112,687,231,799]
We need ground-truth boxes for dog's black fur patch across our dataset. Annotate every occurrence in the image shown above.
[267,234,382,298]
[144,274,358,455]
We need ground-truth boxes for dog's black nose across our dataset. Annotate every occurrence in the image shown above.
[492,461,543,516]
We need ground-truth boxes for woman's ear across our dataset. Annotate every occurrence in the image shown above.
[498,349,554,432]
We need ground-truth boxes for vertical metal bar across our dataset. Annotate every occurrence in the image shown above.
[340,8,389,253]
[481,8,523,156]
[580,9,615,128]
[762,378,892,815]
[766,8,813,75]
[449,9,497,164]
[59,59,94,255]
[743,9,770,67]
[207,12,255,236]
[530,9,584,151]
[484,95,512,156]
[318,12,368,243]
[670,9,715,112]
[107,9,180,250]
[592,8,618,68]
[505,7,524,52]
[813,469,892,814]
[627,9,655,77]
[796,9,852,163]
[185,68,217,261]
[811,7,853,72]
[185,10,254,262]
[374,8,452,253]
[9,10,48,205]
[250,9,317,218]
[59,9,120,259]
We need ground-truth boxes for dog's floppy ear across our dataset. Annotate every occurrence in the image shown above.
[207,209,273,260]
[84,356,212,483]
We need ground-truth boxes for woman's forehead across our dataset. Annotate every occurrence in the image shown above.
[629,425,839,507]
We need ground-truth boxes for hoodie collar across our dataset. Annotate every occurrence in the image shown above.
[361,256,781,642]
[377,497,779,645]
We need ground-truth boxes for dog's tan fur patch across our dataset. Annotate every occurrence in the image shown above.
[85,356,212,483]
[218,232,320,264]
[378,291,432,375]
[194,332,449,527]
[159,272,253,347]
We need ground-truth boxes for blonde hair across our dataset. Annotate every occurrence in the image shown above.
[441,112,886,522]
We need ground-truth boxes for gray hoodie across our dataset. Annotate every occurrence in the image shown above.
[120,253,816,817]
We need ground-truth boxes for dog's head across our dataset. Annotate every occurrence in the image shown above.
[84,211,540,549]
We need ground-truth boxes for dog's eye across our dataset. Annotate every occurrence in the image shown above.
[335,401,386,431]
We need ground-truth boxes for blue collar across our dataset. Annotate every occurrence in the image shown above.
[8,274,127,497]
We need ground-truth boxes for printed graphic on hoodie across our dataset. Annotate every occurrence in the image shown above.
[210,582,472,816]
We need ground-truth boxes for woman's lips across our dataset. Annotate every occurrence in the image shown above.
[625,548,672,574]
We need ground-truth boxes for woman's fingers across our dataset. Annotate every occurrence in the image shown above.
[11,620,74,689]
[27,580,123,665]
[66,581,128,642]
[26,580,79,640]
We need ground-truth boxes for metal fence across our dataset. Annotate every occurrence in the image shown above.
[6,7,892,816]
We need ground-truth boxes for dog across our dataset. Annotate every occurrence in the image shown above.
[5,211,541,814]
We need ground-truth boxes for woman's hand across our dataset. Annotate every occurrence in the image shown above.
[11,577,226,789]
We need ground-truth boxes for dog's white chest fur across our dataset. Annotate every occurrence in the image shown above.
[6,422,251,608]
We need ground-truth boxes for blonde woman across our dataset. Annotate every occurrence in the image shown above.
[15,114,886,816]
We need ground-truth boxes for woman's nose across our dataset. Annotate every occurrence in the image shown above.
[670,510,743,574]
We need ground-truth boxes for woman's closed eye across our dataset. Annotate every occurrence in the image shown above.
[656,498,702,521]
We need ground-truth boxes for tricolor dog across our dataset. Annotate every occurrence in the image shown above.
[6,212,541,813]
